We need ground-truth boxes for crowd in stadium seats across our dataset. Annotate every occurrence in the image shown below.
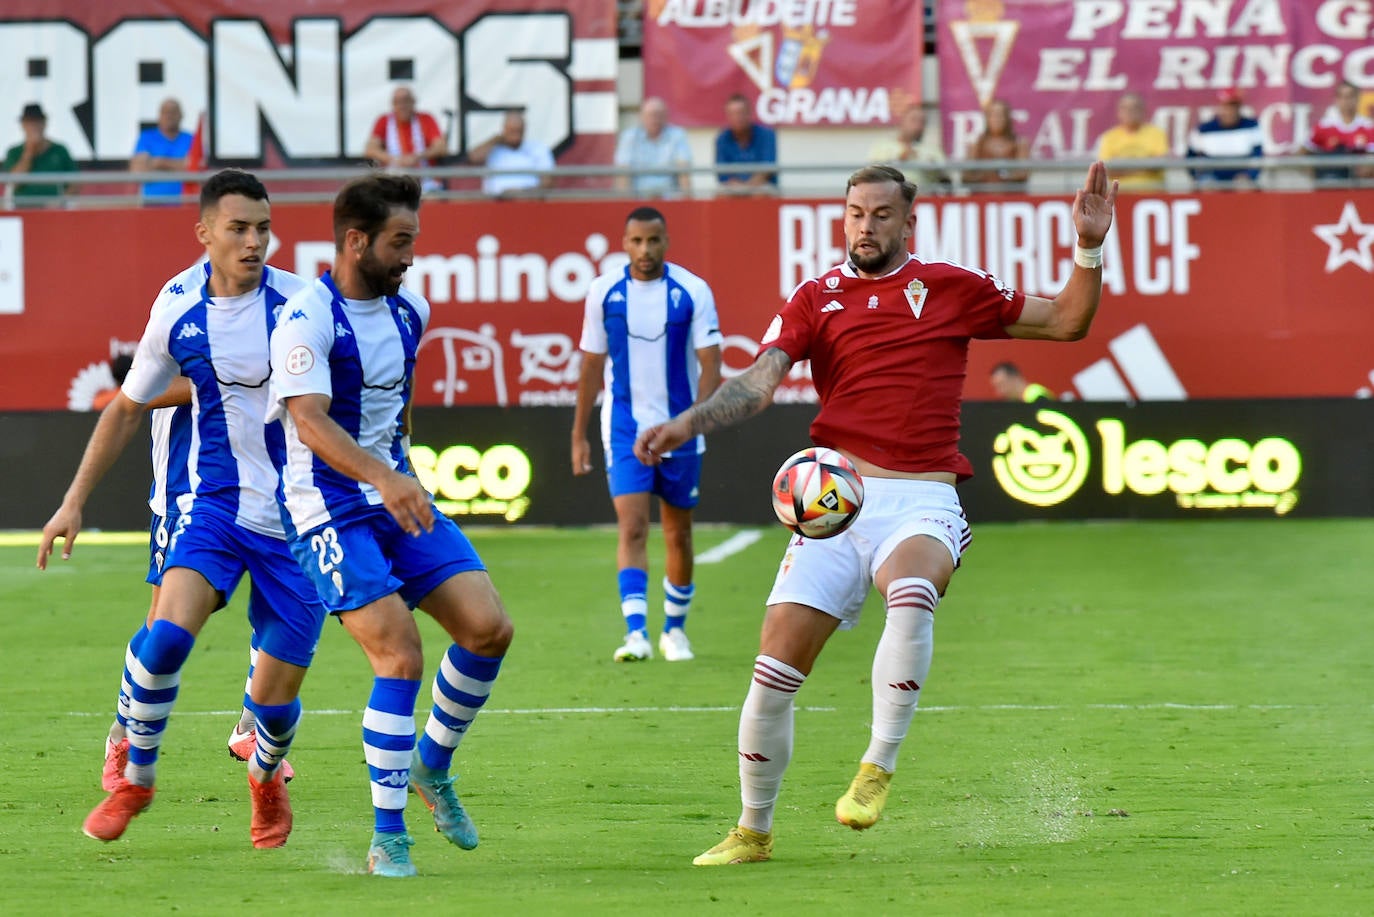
[3,0,1371,208]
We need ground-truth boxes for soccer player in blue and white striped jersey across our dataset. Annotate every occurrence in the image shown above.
[572,206,722,663]
[39,169,326,850]
[268,173,513,878]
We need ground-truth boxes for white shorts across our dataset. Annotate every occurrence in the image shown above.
[765,478,971,629]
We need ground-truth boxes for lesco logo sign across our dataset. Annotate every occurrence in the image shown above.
[992,410,1303,515]
[410,443,532,522]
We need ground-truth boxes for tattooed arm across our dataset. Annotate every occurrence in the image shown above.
[634,347,793,465]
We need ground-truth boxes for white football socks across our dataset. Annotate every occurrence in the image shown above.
[863,577,938,773]
[737,655,805,833]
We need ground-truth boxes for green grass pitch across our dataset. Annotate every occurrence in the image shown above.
[1,520,1371,915]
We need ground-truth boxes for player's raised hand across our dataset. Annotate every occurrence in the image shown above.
[379,470,435,537]
[634,417,692,466]
[37,503,83,570]
[1073,161,1119,249]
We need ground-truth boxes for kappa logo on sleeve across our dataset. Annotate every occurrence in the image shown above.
[286,345,316,375]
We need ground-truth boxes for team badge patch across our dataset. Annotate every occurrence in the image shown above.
[286,345,315,375]
[904,279,928,318]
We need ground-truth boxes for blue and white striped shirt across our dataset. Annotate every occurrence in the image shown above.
[579,262,722,461]
[268,271,427,536]
[122,262,308,537]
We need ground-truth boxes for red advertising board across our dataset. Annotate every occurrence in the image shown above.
[2,189,1372,411]
[0,1,618,169]
[642,0,924,127]
[936,0,1374,158]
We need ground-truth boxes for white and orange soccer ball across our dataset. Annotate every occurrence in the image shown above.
[771,447,864,539]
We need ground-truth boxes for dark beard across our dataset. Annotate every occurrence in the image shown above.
[849,240,902,274]
[359,247,402,297]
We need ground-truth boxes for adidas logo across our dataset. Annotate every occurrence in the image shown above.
[821,300,844,313]
[176,322,205,339]
[1072,324,1185,401]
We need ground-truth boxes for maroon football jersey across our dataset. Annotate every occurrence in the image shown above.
[760,255,1025,479]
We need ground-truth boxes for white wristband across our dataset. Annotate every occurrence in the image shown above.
[1074,244,1104,269]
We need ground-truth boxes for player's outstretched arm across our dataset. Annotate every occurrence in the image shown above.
[285,393,434,536]
[1006,160,1119,342]
[635,347,791,464]
[37,393,147,569]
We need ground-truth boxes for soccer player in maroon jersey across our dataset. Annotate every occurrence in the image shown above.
[635,160,1118,865]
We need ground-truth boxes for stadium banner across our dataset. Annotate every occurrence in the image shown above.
[0,1,618,169]
[1,189,1373,412]
[4,399,1372,531]
[936,0,1374,158]
[641,0,924,127]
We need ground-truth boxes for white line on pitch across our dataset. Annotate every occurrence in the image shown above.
[63,701,1311,718]
[695,530,765,564]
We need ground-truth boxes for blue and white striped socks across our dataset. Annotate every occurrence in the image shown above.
[618,567,648,634]
[123,619,195,787]
[664,578,694,632]
[363,676,420,833]
[249,697,301,782]
[417,644,503,773]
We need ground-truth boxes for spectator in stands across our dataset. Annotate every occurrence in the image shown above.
[130,97,193,202]
[468,110,555,198]
[1304,81,1374,182]
[966,99,1029,190]
[1096,93,1170,191]
[868,106,950,193]
[92,353,135,412]
[615,97,693,197]
[3,103,76,206]
[990,362,1054,403]
[715,94,777,193]
[364,87,448,192]
[1187,89,1263,185]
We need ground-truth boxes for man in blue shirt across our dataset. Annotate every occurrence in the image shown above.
[131,98,193,201]
[715,94,777,193]
[1186,89,1263,185]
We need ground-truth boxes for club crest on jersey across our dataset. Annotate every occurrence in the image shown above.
[904,279,928,318]
[867,295,879,309]
[826,276,840,289]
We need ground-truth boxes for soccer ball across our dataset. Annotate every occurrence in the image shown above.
[771,447,864,539]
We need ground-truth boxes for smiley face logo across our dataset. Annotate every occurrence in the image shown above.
[991,410,1091,507]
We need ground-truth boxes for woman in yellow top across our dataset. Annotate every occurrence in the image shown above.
[1097,93,1171,190]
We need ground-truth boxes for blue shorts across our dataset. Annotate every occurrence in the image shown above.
[288,504,486,615]
[145,513,177,586]
[606,448,701,509]
[163,507,328,668]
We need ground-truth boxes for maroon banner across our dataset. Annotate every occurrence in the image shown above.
[2,189,1373,411]
[937,0,1374,158]
[0,1,618,169]
[643,0,923,127]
